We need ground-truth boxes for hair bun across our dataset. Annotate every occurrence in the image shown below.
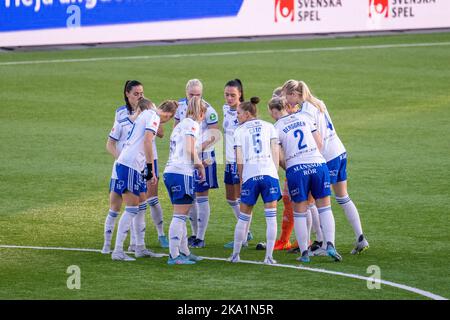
[250,96,260,105]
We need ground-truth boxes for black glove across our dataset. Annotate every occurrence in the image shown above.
[142,163,153,180]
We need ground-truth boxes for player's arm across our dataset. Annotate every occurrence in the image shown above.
[235,146,243,186]
[278,145,286,171]
[144,130,155,180]
[186,135,205,180]
[312,130,323,151]
[156,125,164,138]
[271,138,280,171]
[202,123,221,151]
[106,137,119,159]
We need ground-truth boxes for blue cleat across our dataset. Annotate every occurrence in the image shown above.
[190,238,205,248]
[167,254,196,265]
[296,250,311,263]
[181,252,203,262]
[187,235,197,246]
[326,242,343,262]
[158,235,169,248]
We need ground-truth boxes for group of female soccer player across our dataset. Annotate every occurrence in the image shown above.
[102,78,369,265]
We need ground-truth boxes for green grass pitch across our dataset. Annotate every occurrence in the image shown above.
[0,32,449,300]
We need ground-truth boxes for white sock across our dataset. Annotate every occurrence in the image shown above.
[104,209,118,247]
[227,199,240,220]
[196,196,210,241]
[114,206,138,252]
[264,208,277,259]
[244,213,253,244]
[179,222,190,256]
[306,209,312,244]
[309,204,323,243]
[133,202,147,247]
[148,197,164,237]
[169,214,186,258]
[233,212,250,255]
[293,211,309,254]
[188,202,198,237]
[130,219,137,247]
[336,195,364,240]
[318,206,336,246]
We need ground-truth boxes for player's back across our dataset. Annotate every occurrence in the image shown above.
[117,109,159,172]
[234,119,279,183]
[164,117,200,176]
[275,113,325,168]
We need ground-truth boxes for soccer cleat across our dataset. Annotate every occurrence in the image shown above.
[308,241,327,256]
[112,251,136,261]
[297,250,311,263]
[167,254,196,265]
[158,235,170,248]
[326,242,343,262]
[247,231,254,242]
[274,239,292,251]
[351,236,369,255]
[190,238,205,248]
[187,235,197,246]
[181,252,203,262]
[127,244,136,252]
[135,247,165,258]
[263,256,277,265]
[224,240,248,249]
[101,244,111,255]
[228,253,240,263]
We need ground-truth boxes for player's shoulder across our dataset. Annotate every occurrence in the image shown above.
[178,97,188,104]
[115,105,127,113]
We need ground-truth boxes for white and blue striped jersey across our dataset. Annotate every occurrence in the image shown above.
[164,117,200,177]
[300,101,346,162]
[117,109,160,172]
[175,97,219,153]
[234,119,279,184]
[275,113,326,169]
[223,104,240,163]
[114,105,131,123]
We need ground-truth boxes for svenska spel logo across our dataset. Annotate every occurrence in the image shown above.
[275,0,295,22]
[369,0,389,18]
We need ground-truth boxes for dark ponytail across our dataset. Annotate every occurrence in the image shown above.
[123,80,143,114]
[225,78,244,102]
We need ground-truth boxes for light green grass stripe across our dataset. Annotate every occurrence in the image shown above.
[1,244,447,301]
[1,41,450,66]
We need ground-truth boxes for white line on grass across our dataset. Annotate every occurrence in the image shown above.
[1,41,449,66]
[0,244,447,300]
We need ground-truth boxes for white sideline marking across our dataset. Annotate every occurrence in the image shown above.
[0,244,447,300]
[1,42,449,66]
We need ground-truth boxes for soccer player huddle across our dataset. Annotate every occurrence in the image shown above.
[102,78,369,265]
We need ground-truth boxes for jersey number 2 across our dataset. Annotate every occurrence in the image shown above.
[293,129,307,150]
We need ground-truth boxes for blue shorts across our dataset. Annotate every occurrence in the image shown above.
[194,151,219,192]
[163,173,195,205]
[326,153,347,184]
[286,163,331,202]
[111,163,145,197]
[224,163,240,185]
[240,175,281,206]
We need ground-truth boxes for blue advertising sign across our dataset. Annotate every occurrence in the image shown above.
[0,0,244,32]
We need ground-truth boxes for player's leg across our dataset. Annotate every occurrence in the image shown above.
[102,186,122,254]
[292,201,310,263]
[147,164,169,248]
[333,180,368,254]
[192,190,209,248]
[275,179,294,251]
